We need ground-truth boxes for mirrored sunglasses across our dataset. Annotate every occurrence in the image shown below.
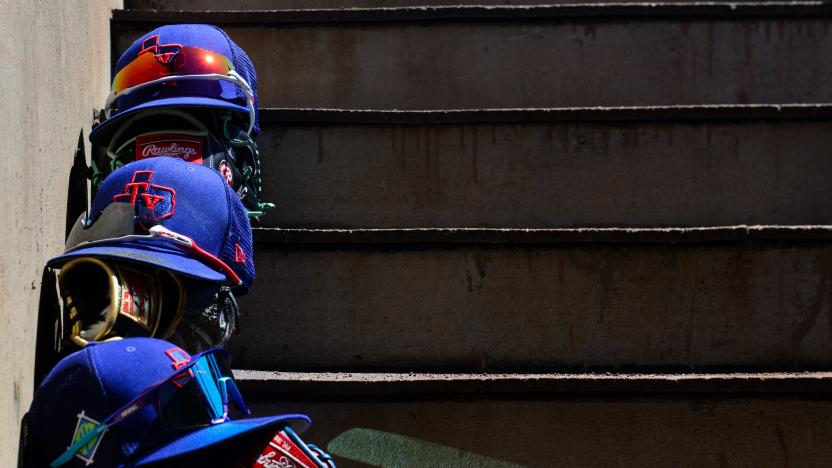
[51,348,249,467]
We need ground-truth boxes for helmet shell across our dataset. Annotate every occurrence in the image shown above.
[91,24,259,143]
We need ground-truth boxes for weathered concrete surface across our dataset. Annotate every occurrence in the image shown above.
[249,398,832,467]
[252,225,832,245]
[126,0,782,8]
[256,120,832,228]
[0,1,120,464]
[233,242,832,371]
[115,17,832,109]
[236,370,832,396]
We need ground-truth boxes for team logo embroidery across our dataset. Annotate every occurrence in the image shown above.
[136,134,204,164]
[165,347,193,387]
[69,411,106,465]
[139,35,181,67]
[219,161,234,187]
[165,347,191,370]
[113,170,176,223]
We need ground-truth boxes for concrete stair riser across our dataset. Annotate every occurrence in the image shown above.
[232,241,832,370]
[126,0,793,9]
[114,13,832,109]
[234,370,832,395]
[248,397,832,467]
[256,118,832,228]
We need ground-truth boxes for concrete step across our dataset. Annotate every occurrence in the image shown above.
[231,226,832,371]
[125,0,792,10]
[254,105,832,228]
[239,371,832,467]
[114,5,832,109]
[235,370,832,396]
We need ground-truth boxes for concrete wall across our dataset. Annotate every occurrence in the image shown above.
[0,0,121,464]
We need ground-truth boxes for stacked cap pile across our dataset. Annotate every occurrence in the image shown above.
[48,24,266,356]
[20,25,336,467]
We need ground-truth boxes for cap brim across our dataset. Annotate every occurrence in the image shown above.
[131,414,312,466]
[90,97,249,144]
[47,242,226,283]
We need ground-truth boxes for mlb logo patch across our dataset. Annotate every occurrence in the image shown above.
[69,411,106,465]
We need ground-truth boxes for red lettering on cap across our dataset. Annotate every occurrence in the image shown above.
[136,133,204,164]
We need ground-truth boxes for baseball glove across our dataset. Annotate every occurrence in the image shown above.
[57,257,238,353]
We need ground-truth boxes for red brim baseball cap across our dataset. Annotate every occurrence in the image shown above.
[48,158,255,292]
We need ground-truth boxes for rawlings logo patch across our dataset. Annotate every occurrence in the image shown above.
[113,170,176,223]
[136,134,204,164]
[70,411,106,466]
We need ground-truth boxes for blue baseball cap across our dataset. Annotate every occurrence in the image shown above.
[91,24,259,144]
[24,338,310,467]
[48,157,255,293]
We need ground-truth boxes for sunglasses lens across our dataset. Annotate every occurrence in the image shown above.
[156,351,239,428]
[157,375,213,428]
[64,203,138,251]
[112,46,235,94]
[50,350,245,467]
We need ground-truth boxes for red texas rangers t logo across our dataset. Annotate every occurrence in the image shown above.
[113,170,176,223]
[140,35,181,66]
[164,347,191,370]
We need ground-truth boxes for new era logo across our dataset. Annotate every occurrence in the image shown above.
[235,243,247,264]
